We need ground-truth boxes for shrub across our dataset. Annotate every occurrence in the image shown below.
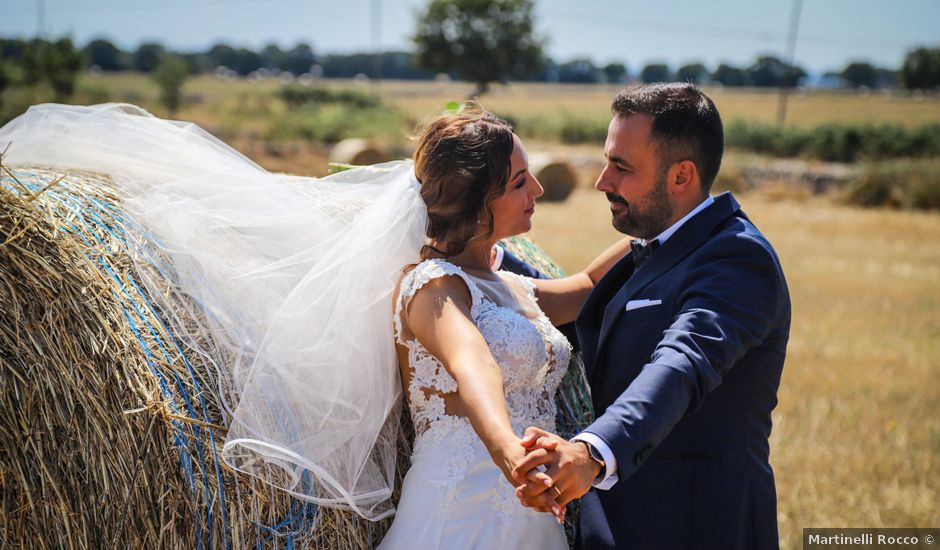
[506,112,609,145]
[725,120,940,162]
[845,164,901,207]
[74,82,112,104]
[277,85,380,109]
[559,115,608,144]
[269,102,403,144]
[807,124,863,162]
[846,160,940,210]
[270,84,399,144]
[712,163,751,193]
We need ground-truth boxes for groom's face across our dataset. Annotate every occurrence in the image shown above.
[595,114,673,240]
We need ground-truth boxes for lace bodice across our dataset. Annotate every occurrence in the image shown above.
[393,259,571,451]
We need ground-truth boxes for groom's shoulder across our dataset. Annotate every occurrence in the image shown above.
[709,194,777,249]
[697,208,783,269]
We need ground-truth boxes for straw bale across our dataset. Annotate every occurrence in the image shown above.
[529,153,577,202]
[328,139,389,166]
[0,163,590,548]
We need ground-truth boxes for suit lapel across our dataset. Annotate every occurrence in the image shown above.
[594,192,742,358]
[577,252,636,380]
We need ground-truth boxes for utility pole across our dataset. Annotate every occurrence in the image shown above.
[371,0,382,90]
[37,0,46,39]
[777,0,802,126]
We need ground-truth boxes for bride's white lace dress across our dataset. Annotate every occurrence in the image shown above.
[379,259,570,550]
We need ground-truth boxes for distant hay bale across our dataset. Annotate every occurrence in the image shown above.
[328,139,388,166]
[0,163,591,548]
[529,153,577,202]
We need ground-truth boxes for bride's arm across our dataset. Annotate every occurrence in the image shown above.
[403,276,529,484]
[530,237,632,326]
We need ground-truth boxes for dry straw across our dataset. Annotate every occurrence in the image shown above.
[0,161,592,548]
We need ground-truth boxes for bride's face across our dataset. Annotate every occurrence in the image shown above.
[488,134,544,240]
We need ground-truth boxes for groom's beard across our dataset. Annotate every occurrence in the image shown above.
[608,173,673,240]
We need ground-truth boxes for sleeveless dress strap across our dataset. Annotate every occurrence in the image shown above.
[394,259,485,345]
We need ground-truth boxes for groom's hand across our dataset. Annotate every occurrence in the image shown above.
[512,427,601,509]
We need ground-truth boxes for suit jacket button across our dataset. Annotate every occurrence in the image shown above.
[635,446,653,464]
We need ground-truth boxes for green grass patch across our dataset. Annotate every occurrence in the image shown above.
[268,100,405,144]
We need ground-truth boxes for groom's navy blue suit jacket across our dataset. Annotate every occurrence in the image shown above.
[575,192,790,550]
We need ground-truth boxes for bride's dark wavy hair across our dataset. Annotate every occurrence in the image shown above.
[413,104,515,260]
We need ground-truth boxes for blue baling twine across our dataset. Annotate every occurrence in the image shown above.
[1,170,318,546]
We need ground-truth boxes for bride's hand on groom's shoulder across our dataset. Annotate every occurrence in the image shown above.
[512,427,600,511]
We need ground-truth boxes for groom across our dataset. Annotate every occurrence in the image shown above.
[512,83,790,549]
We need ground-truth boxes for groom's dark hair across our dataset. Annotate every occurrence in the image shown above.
[611,83,724,195]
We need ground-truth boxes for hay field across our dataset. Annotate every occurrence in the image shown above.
[71,73,940,130]
[378,80,940,129]
[529,189,940,549]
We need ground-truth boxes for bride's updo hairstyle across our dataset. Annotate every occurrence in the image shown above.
[413,104,514,260]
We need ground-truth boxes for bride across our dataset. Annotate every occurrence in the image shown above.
[379,108,631,548]
[0,102,628,548]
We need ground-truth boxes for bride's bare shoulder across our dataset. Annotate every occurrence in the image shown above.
[397,259,475,318]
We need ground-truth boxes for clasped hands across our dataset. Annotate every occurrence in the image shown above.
[509,427,602,524]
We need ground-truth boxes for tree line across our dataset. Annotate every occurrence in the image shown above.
[1,35,937,91]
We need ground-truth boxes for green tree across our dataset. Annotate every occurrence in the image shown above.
[413,0,543,95]
[0,38,26,62]
[281,43,316,75]
[677,63,708,84]
[232,48,263,76]
[20,40,44,86]
[746,55,805,88]
[260,43,285,69]
[640,63,671,83]
[41,38,85,101]
[151,55,189,115]
[0,61,9,110]
[85,38,125,71]
[134,42,165,72]
[558,58,601,83]
[900,46,940,90]
[603,62,628,84]
[841,61,876,88]
[207,43,238,70]
[712,63,748,86]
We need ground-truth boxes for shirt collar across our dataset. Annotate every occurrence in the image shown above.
[490,243,505,270]
[639,195,715,247]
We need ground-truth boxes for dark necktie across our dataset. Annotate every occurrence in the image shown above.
[630,239,660,269]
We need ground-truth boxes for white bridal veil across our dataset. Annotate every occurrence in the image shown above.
[0,103,427,519]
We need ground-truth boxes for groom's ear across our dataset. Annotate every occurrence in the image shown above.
[668,160,699,196]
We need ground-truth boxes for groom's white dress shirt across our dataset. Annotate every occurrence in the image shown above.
[574,195,714,490]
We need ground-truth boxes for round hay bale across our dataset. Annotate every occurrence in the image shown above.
[0,166,407,548]
[328,139,389,166]
[0,164,591,548]
[529,153,577,202]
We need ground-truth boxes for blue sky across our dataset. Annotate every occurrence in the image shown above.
[1,0,937,73]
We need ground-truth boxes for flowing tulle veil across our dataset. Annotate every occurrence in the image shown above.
[0,103,427,519]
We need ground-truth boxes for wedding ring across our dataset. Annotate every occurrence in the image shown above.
[552,486,562,498]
